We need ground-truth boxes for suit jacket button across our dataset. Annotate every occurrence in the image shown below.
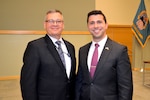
[66,95,70,98]
[68,80,70,83]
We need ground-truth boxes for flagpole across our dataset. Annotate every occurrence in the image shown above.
[140,47,143,72]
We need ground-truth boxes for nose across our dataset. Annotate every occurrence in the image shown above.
[94,23,98,28]
[53,21,57,25]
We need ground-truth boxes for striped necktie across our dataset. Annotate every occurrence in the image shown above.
[55,41,66,67]
[90,43,99,78]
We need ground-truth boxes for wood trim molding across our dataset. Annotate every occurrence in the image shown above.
[0,25,132,35]
[108,25,132,28]
[0,30,90,35]
[0,76,20,80]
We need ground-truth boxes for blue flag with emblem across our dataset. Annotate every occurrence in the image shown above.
[132,0,150,47]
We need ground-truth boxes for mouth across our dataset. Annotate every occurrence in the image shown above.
[93,29,100,33]
[51,27,59,30]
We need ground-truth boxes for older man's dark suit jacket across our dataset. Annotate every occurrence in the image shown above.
[75,38,133,100]
[20,34,76,100]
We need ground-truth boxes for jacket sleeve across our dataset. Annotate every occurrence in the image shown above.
[117,46,133,100]
[20,42,40,100]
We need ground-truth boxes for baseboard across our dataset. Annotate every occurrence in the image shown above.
[132,67,144,71]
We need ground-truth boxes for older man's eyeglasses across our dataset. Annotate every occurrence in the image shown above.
[45,20,63,25]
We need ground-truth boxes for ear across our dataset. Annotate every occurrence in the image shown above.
[105,23,108,29]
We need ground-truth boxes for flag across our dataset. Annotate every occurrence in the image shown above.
[132,0,150,47]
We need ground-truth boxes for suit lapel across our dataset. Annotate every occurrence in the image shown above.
[85,43,92,70]
[64,39,78,79]
[93,38,112,79]
[82,43,92,78]
[44,35,66,73]
[63,40,74,78]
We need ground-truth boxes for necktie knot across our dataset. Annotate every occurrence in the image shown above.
[55,41,61,46]
[95,43,99,48]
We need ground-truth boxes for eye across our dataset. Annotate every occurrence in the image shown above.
[45,20,54,24]
[45,20,63,24]
[56,20,63,24]
[97,20,102,24]
[89,21,95,25]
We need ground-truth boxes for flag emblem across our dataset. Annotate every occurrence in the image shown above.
[132,0,150,47]
[136,11,148,30]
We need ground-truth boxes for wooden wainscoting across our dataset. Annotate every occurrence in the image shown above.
[107,25,133,66]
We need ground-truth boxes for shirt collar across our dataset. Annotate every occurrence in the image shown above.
[92,35,108,47]
[48,35,64,45]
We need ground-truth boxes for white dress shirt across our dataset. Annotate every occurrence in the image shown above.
[87,35,108,71]
[48,35,71,78]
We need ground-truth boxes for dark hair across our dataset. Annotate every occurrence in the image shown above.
[87,10,107,23]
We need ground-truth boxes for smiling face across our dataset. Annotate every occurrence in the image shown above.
[87,14,108,42]
[44,12,64,39]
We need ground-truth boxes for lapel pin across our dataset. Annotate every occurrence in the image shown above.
[105,47,109,50]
